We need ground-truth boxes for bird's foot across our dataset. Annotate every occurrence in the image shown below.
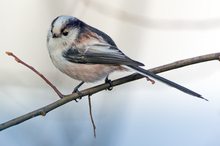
[105,76,113,91]
[72,81,85,102]
[72,88,83,102]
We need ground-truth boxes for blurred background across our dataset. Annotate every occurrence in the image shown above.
[0,0,220,145]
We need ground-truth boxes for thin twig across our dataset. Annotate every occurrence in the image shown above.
[5,51,63,98]
[1,52,220,131]
[88,95,96,138]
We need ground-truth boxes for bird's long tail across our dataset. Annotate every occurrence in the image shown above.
[128,65,207,101]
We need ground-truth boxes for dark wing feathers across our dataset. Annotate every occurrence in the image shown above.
[63,22,144,66]
[63,45,144,66]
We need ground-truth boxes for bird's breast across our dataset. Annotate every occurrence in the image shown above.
[49,47,123,82]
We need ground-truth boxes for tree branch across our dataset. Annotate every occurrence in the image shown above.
[1,52,220,131]
[5,51,63,98]
[88,95,96,138]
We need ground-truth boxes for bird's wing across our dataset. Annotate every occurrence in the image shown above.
[63,43,144,66]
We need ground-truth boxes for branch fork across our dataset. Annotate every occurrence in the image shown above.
[1,51,220,134]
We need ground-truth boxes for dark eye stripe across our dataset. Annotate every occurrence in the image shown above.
[60,27,66,34]
[51,16,60,32]
[65,19,81,30]
[60,19,81,35]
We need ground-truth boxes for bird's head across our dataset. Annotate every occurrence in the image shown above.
[47,15,82,46]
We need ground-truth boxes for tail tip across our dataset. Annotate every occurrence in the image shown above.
[198,95,208,101]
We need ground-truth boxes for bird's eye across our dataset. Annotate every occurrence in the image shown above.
[62,30,69,36]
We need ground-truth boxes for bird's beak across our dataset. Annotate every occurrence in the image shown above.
[52,33,59,38]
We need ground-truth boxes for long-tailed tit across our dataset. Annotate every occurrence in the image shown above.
[47,15,206,100]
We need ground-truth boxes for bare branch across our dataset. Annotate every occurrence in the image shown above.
[1,52,220,131]
[88,95,96,138]
[5,51,63,98]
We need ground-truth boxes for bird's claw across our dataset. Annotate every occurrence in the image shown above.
[105,77,113,91]
[72,81,85,102]
[72,88,83,98]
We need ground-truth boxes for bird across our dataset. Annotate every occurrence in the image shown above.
[47,15,206,100]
